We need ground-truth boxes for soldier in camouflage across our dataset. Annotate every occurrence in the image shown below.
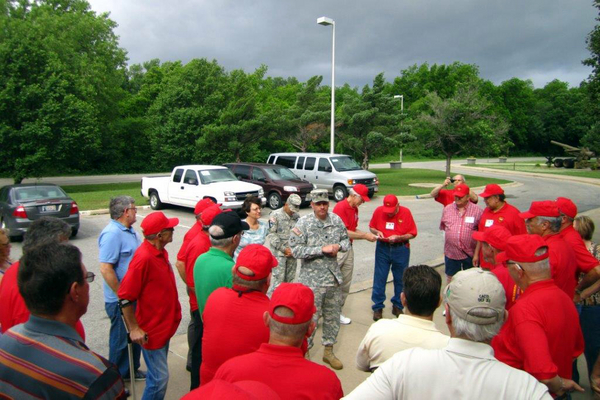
[267,194,302,297]
[289,189,350,370]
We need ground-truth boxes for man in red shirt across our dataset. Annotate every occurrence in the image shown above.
[519,201,578,298]
[369,194,417,321]
[118,211,182,400]
[333,184,377,325]
[430,174,478,206]
[473,184,526,269]
[491,234,584,397]
[440,184,483,282]
[201,244,277,385]
[472,225,521,310]
[214,282,344,400]
[0,217,85,340]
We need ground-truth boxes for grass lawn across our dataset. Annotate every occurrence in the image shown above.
[62,182,149,211]
[370,168,510,197]
[461,162,600,179]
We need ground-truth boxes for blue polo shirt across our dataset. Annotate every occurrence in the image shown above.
[98,219,141,303]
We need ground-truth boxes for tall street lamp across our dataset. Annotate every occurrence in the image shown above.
[394,95,404,162]
[318,16,335,154]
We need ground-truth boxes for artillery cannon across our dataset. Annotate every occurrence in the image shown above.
[549,140,596,169]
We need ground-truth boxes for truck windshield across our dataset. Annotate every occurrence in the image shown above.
[264,167,300,181]
[330,156,362,171]
[198,169,237,184]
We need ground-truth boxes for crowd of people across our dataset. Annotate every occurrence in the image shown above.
[0,176,599,399]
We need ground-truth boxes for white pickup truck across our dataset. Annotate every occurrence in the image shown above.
[141,165,266,210]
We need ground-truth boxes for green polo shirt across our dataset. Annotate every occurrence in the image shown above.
[194,247,234,315]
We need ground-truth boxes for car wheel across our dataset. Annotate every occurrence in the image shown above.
[554,159,564,168]
[333,185,348,202]
[268,192,283,210]
[149,191,163,210]
[71,228,78,238]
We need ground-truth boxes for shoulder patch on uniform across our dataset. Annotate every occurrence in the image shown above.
[292,227,302,236]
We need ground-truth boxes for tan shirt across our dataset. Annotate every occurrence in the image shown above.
[356,314,449,371]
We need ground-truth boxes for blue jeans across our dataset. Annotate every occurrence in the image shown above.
[105,301,141,377]
[372,242,410,311]
[142,342,170,400]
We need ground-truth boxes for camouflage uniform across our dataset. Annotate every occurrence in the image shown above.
[267,207,300,296]
[290,211,350,348]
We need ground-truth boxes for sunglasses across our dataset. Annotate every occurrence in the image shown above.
[85,271,95,283]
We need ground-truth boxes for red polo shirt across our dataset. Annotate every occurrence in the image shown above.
[492,279,583,381]
[177,222,203,261]
[333,198,359,232]
[543,233,578,298]
[201,287,270,385]
[435,189,477,207]
[118,240,182,350]
[560,225,600,274]
[491,264,522,310]
[0,261,86,340]
[477,202,527,268]
[183,231,211,312]
[369,205,417,247]
[214,343,343,400]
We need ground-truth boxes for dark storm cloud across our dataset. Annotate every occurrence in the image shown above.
[88,0,596,88]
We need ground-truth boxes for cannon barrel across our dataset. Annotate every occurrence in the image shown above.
[550,140,595,157]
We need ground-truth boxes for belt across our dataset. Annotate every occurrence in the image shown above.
[379,241,405,247]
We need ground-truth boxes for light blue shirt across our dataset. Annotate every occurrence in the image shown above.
[234,220,269,260]
[98,220,141,303]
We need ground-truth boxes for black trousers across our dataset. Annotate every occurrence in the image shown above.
[189,309,203,390]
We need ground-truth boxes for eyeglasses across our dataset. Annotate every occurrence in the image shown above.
[126,207,138,213]
[506,262,524,272]
[85,272,95,283]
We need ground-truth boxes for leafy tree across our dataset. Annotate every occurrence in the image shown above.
[583,0,600,108]
[496,78,538,153]
[0,0,127,182]
[413,80,509,175]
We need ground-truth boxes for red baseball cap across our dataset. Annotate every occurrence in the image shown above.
[472,225,512,251]
[234,244,278,281]
[353,184,370,202]
[556,197,577,219]
[382,194,399,214]
[269,283,316,324]
[479,184,504,198]
[496,234,549,263]
[518,200,560,219]
[201,205,222,226]
[453,184,470,198]
[194,198,218,215]
[141,212,179,236]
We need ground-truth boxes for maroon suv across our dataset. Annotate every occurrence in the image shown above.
[224,163,314,209]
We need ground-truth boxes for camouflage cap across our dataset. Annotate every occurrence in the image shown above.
[309,189,329,203]
[286,194,302,212]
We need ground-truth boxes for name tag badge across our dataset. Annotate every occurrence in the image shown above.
[465,216,475,224]
[385,222,395,230]
[485,219,494,227]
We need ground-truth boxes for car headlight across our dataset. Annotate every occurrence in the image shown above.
[224,191,237,202]
[347,179,355,185]
[283,186,298,192]
[258,188,265,197]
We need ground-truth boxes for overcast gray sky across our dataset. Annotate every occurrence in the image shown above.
[87,0,597,90]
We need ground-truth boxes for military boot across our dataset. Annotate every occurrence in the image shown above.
[323,345,343,370]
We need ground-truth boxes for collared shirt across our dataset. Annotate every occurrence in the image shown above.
[215,343,344,400]
[560,225,600,274]
[440,202,483,259]
[183,230,211,312]
[345,338,551,400]
[543,233,578,298]
[0,261,86,340]
[356,314,449,371]
[0,315,125,399]
[177,222,203,261]
[333,198,359,233]
[201,287,270,385]
[492,280,583,381]
[369,205,418,247]
[117,240,182,350]
[98,219,141,303]
[477,202,527,268]
[194,247,234,314]
[491,264,522,310]
[435,189,477,207]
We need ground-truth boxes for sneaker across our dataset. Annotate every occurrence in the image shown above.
[340,314,352,325]
[123,370,146,382]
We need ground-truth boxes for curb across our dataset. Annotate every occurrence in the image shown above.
[459,165,600,187]
[79,205,152,216]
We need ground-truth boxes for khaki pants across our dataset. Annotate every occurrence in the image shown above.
[336,246,354,307]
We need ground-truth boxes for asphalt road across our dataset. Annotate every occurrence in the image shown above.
[6,158,600,359]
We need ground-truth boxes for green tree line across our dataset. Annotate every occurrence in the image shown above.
[1,0,599,182]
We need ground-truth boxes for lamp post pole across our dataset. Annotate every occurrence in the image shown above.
[318,16,336,154]
[394,95,404,162]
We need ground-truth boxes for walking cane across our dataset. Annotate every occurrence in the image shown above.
[118,299,137,400]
